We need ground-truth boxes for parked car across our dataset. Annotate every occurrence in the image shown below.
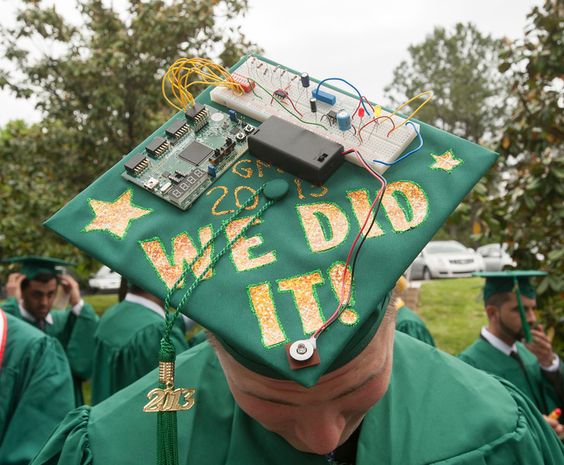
[476,244,515,272]
[409,240,485,280]
[88,266,121,292]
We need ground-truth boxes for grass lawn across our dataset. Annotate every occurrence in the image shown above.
[84,293,118,315]
[418,277,487,355]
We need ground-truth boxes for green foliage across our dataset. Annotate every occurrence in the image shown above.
[384,23,510,245]
[385,22,510,144]
[486,0,563,345]
[0,0,259,276]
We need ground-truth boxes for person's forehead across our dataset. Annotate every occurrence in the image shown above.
[28,278,58,290]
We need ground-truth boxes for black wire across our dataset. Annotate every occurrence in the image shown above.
[346,151,387,308]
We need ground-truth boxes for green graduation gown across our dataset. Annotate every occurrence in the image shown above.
[91,298,190,404]
[459,336,563,415]
[2,297,98,405]
[0,311,75,465]
[395,304,435,347]
[31,332,564,465]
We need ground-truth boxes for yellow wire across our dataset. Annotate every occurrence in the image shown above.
[388,91,433,132]
[161,57,244,111]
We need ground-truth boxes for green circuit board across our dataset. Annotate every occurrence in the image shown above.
[121,104,255,210]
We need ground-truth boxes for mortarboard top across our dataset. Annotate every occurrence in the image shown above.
[1,256,75,280]
[43,55,499,387]
[474,270,547,343]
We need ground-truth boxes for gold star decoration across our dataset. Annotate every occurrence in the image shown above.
[83,190,152,240]
[430,150,463,173]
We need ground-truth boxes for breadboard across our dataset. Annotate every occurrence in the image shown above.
[211,56,419,173]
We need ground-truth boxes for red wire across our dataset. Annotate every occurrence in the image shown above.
[313,150,387,338]
[358,115,396,143]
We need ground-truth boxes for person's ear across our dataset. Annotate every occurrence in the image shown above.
[485,305,499,322]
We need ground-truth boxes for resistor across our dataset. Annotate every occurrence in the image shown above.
[300,72,310,88]
[337,110,351,131]
[309,98,317,113]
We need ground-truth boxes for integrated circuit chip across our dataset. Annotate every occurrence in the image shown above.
[178,141,213,166]
[185,103,209,132]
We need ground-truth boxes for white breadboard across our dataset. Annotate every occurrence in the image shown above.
[211,56,419,174]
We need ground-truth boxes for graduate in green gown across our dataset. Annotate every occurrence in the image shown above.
[0,308,75,464]
[92,285,196,404]
[29,55,564,464]
[394,276,435,346]
[459,270,564,435]
[1,256,99,406]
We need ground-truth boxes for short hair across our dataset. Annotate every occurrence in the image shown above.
[21,272,59,291]
[485,292,512,309]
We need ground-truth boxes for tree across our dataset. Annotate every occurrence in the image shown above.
[385,22,510,144]
[489,0,563,340]
[0,0,260,277]
[384,23,511,244]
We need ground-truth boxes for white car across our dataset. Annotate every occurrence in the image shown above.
[88,266,121,292]
[476,244,516,272]
[409,241,485,280]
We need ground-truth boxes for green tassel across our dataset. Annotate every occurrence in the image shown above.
[156,339,178,465]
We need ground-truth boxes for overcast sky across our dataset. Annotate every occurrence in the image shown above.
[0,0,540,126]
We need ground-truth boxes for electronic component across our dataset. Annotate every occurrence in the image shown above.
[122,105,249,210]
[145,137,169,158]
[300,73,310,88]
[210,56,419,174]
[159,181,172,194]
[326,110,337,126]
[248,116,344,184]
[228,109,238,122]
[310,98,317,113]
[168,169,207,206]
[178,141,214,166]
[185,104,209,132]
[337,111,351,131]
[165,119,190,142]
[273,89,287,101]
[231,73,255,93]
[144,177,159,190]
[311,87,336,105]
[124,154,149,176]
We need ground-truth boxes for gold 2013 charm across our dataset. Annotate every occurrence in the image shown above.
[143,387,196,412]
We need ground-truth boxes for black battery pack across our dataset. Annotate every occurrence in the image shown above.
[248,116,344,184]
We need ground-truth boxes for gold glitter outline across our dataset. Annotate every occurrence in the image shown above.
[138,226,215,290]
[346,188,385,238]
[429,149,464,173]
[231,158,254,179]
[224,216,278,273]
[247,281,288,349]
[82,189,153,240]
[382,181,430,233]
[277,270,326,336]
[296,201,351,254]
[328,261,359,326]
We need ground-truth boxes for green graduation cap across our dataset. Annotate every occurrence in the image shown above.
[1,256,75,280]
[474,270,547,343]
[43,55,499,388]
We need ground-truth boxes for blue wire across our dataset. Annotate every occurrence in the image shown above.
[314,77,372,115]
[371,122,423,166]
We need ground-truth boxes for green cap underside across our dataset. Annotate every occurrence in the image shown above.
[1,256,74,280]
[474,270,547,301]
[43,54,499,386]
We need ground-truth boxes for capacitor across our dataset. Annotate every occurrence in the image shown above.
[228,109,238,122]
[337,110,351,131]
[309,98,317,113]
[300,72,310,88]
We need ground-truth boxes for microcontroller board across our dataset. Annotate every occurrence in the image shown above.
[121,104,255,210]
